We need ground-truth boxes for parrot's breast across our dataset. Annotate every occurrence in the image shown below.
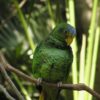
[32,44,73,83]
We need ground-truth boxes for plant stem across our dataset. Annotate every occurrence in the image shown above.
[78,35,86,100]
[46,0,55,27]
[46,0,54,20]
[88,26,100,100]
[13,74,32,100]
[13,0,36,52]
[85,0,98,85]
[85,0,98,99]
[67,0,78,100]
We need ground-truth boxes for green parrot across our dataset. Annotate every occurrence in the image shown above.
[32,23,76,100]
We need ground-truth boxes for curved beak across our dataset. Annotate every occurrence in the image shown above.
[65,36,74,45]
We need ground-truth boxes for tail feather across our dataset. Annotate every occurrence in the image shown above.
[39,91,44,100]
[39,87,60,100]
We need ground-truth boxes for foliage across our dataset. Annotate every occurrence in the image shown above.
[0,0,100,100]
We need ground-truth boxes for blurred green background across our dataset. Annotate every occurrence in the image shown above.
[0,0,100,100]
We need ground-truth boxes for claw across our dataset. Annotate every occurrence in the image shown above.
[57,82,62,88]
[36,78,42,86]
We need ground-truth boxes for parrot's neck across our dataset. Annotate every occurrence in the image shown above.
[45,35,69,49]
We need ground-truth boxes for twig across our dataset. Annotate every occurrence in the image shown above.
[0,84,15,100]
[0,64,25,100]
[0,52,37,84]
[0,52,100,99]
[43,83,100,99]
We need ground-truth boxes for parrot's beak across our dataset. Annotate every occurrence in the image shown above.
[65,36,74,45]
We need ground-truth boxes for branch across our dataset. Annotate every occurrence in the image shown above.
[44,83,100,99]
[0,52,37,84]
[0,52,100,100]
[0,63,24,100]
[0,84,15,100]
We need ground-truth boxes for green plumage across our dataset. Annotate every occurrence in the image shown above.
[32,23,76,100]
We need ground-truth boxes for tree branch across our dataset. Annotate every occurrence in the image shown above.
[0,63,24,100]
[0,84,15,100]
[43,83,100,99]
[0,52,100,100]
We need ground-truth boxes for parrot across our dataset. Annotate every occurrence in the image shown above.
[32,23,76,100]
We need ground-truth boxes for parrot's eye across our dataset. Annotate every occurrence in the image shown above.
[63,30,67,34]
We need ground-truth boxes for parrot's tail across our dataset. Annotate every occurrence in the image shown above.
[39,86,60,100]
[39,91,44,100]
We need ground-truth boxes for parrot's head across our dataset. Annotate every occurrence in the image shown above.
[51,23,76,45]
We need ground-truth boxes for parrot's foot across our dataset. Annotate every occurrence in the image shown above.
[57,82,62,88]
[36,78,42,86]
